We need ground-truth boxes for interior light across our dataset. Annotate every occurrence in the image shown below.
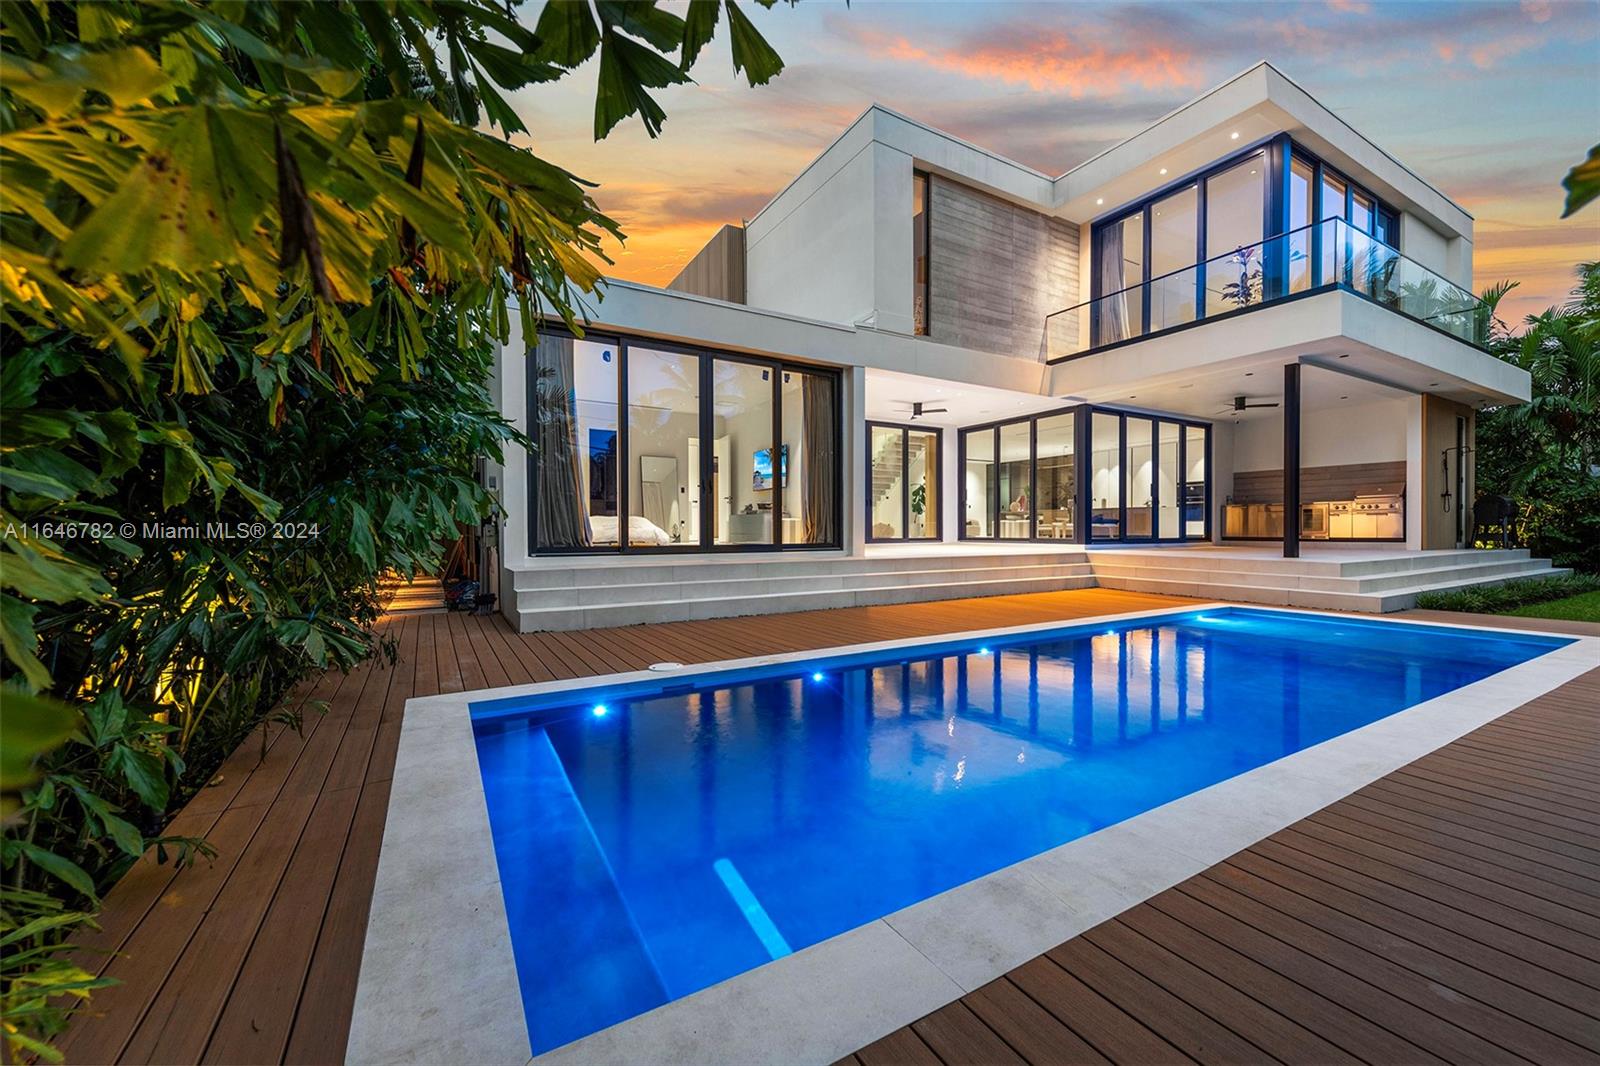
[1231,131,1240,140]
[1159,167,1168,175]
[1095,197,1104,205]
[592,704,609,718]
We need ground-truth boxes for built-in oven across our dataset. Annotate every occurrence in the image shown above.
[1300,502,1330,540]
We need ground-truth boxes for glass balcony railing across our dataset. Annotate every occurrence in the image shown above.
[1045,218,1490,361]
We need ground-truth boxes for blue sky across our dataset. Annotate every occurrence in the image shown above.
[507,0,1600,322]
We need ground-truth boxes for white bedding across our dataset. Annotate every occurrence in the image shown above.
[589,514,672,546]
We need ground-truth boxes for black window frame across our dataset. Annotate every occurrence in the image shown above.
[527,322,844,556]
[956,404,1211,545]
[864,421,942,543]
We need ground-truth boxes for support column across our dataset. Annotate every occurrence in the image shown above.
[1283,362,1301,559]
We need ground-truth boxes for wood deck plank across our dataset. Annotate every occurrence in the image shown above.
[57,590,1598,1065]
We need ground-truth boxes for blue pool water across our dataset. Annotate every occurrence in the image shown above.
[471,608,1567,1053]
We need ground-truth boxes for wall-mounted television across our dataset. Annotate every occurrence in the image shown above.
[752,445,788,491]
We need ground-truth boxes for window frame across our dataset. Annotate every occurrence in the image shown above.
[864,421,942,543]
[528,323,844,555]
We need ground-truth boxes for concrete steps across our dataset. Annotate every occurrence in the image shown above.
[1089,549,1567,613]
[511,552,1094,631]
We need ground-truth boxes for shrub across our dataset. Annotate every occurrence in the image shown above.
[1415,572,1600,614]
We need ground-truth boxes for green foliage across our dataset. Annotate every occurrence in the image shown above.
[1561,143,1600,218]
[0,1,791,1056]
[1476,262,1600,573]
[1415,572,1600,614]
[1507,590,1600,623]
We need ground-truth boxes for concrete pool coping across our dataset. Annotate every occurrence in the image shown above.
[344,604,1600,1066]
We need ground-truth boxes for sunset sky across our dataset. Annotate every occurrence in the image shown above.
[506,0,1600,324]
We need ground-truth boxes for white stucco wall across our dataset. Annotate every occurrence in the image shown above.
[1231,396,1409,471]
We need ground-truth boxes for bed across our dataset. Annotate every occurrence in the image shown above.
[588,515,673,546]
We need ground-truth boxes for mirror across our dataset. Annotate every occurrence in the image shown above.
[638,455,680,538]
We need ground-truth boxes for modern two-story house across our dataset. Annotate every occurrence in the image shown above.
[489,62,1562,631]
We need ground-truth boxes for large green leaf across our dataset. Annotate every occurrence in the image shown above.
[1561,143,1600,219]
[725,1,785,87]
[594,31,692,140]
[534,0,603,66]
[0,687,78,800]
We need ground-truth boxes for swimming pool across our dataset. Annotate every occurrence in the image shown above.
[470,607,1569,1055]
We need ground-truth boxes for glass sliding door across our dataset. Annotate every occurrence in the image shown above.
[532,332,619,550]
[868,425,904,540]
[906,429,939,539]
[1184,424,1207,538]
[1034,413,1075,540]
[781,369,838,546]
[1148,185,1198,331]
[1204,152,1265,316]
[1288,155,1314,293]
[998,422,1032,539]
[1124,418,1154,539]
[962,429,996,538]
[1090,413,1121,540]
[1157,421,1180,539]
[1320,171,1347,284]
[1092,213,1144,346]
[626,346,701,547]
[712,359,776,546]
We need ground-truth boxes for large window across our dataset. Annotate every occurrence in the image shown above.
[1089,137,1402,349]
[530,329,840,553]
[627,346,701,547]
[962,428,995,538]
[1090,413,1121,540]
[998,422,1032,539]
[532,333,619,550]
[1035,413,1076,540]
[913,171,930,336]
[868,424,939,541]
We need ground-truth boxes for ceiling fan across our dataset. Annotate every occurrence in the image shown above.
[1216,395,1280,415]
[897,400,949,419]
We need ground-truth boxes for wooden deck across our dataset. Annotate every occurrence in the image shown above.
[845,663,1600,1066]
[54,591,1597,1065]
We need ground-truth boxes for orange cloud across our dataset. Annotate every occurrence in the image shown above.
[857,28,1204,97]
[1325,0,1372,13]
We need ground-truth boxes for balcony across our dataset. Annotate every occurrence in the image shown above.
[1045,218,1490,362]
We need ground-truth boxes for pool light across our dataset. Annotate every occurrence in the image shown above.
[978,646,991,656]
[811,672,825,682]
[592,704,609,718]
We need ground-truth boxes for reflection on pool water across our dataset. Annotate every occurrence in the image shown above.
[470,608,1567,1054]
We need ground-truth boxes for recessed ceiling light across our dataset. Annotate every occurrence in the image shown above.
[1429,382,1440,386]
[1231,131,1240,140]
[1096,197,1104,205]
[1159,167,1168,175]
[1338,354,1350,359]
[1250,169,1257,175]
[1129,395,1137,399]
[1245,371,1254,377]
[1340,395,1349,400]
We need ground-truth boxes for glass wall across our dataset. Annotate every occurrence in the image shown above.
[960,406,1209,543]
[1035,413,1075,539]
[869,425,903,540]
[781,369,837,545]
[628,346,701,547]
[1148,185,1198,331]
[1185,424,1207,537]
[532,333,619,550]
[1158,421,1180,539]
[962,429,995,538]
[907,429,939,539]
[1204,152,1265,316]
[531,330,840,553]
[1085,138,1405,349]
[1090,413,1121,540]
[712,359,776,546]
[998,422,1032,539]
[1125,418,1154,538]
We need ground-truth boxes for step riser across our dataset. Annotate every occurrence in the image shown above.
[518,565,1095,608]
[514,553,1090,590]
[518,575,1099,631]
[1087,558,1557,594]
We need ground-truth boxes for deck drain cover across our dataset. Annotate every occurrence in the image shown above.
[648,661,686,672]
